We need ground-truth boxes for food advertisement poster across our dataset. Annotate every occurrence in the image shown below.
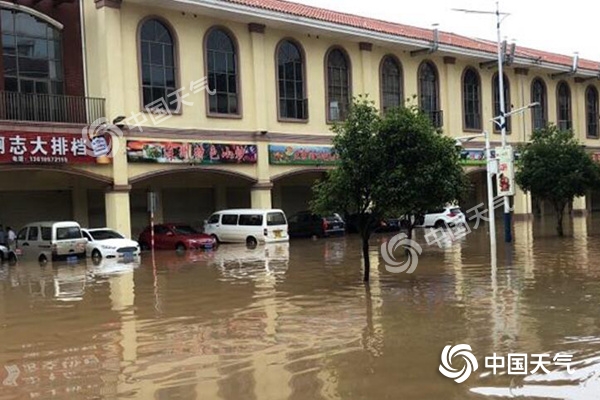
[127,140,258,164]
[268,145,339,165]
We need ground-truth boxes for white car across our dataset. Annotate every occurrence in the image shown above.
[0,245,17,265]
[417,206,467,228]
[81,228,140,261]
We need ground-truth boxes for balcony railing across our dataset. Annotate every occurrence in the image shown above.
[0,91,105,124]
[423,109,444,128]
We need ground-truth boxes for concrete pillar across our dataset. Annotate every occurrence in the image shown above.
[272,185,282,209]
[214,185,227,211]
[72,187,89,227]
[514,68,529,143]
[95,3,125,119]
[251,183,272,209]
[513,186,532,218]
[249,23,268,131]
[442,57,458,136]
[105,190,131,239]
[359,42,373,97]
[151,189,164,224]
[572,195,588,216]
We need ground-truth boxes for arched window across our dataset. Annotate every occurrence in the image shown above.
[205,27,239,116]
[140,18,177,111]
[1,8,63,94]
[492,73,511,133]
[462,67,481,131]
[531,78,547,131]
[418,61,441,127]
[326,47,350,122]
[380,55,403,113]
[556,81,572,131]
[586,85,599,138]
[276,39,306,120]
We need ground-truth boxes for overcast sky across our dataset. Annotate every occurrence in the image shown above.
[291,0,598,61]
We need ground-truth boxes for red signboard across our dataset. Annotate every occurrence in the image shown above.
[0,132,99,164]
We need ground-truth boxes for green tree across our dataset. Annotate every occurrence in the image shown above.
[311,98,467,282]
[516,125,600,236]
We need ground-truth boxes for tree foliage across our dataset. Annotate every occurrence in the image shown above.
[311,97,468,282]
[516,124,600,236]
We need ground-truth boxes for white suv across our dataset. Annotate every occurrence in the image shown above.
[417,206,467,228]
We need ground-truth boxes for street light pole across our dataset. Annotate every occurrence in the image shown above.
[495,1,512,243]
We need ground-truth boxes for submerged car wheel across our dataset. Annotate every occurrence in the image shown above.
[38,254,48,264]
[434,220,445,229]
[176,243,186,252]
[91,249,102,262]
[246,236,258,248]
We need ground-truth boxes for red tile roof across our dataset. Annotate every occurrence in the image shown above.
[223,0,600,72]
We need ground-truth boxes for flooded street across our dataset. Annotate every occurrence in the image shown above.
[2,218,600,400]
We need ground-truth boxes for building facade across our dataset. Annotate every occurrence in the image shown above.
[0,0,599,238]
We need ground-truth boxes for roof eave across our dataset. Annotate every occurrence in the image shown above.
[166,0,599,78]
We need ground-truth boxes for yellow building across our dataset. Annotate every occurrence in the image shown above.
[0,0,599,238]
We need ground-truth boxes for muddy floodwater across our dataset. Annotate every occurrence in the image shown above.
[2,218,600,400]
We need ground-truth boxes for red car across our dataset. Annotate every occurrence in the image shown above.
[138,224,217,251]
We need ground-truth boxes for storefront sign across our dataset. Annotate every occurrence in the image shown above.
[268,145,339,165]
[592,152,600,163]
[496,146,515,196]
[127,140,257,164]
[0,133,98,164]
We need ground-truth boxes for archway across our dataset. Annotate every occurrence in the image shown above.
[271,168,330,217]
[130,168,257,237]
[0,166,111,230]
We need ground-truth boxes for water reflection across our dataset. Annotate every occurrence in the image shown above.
[1,220,600,399]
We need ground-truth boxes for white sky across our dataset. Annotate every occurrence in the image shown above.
[291,0,599,61]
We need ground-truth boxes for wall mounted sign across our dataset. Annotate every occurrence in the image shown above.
[0,133,99,164]
[268,145,339,165]
[592,152,600,163]
[127,140,258,164]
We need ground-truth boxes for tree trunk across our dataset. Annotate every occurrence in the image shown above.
[362,233,370,282]
[554,201,566,237]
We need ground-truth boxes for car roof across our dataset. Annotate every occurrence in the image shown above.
[23,221,80,228]
[213,209,285,214]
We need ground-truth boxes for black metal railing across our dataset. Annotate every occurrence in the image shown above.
[0,91,105,124]
[424,109,444,128]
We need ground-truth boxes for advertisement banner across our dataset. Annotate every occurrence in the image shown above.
[459,148,496,166]
[268,145,339,165]
[0,132,99,164]
[127,140,258,164]
[496,146,515,196]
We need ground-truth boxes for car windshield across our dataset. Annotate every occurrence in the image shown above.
[173,225,198,235]
[89,230,124,241]
[450,208,462,214]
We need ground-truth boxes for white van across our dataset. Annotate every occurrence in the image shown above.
[204,209,289,246]
[16,221,87,263]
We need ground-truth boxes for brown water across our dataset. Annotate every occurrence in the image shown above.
[1,218,600,400]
